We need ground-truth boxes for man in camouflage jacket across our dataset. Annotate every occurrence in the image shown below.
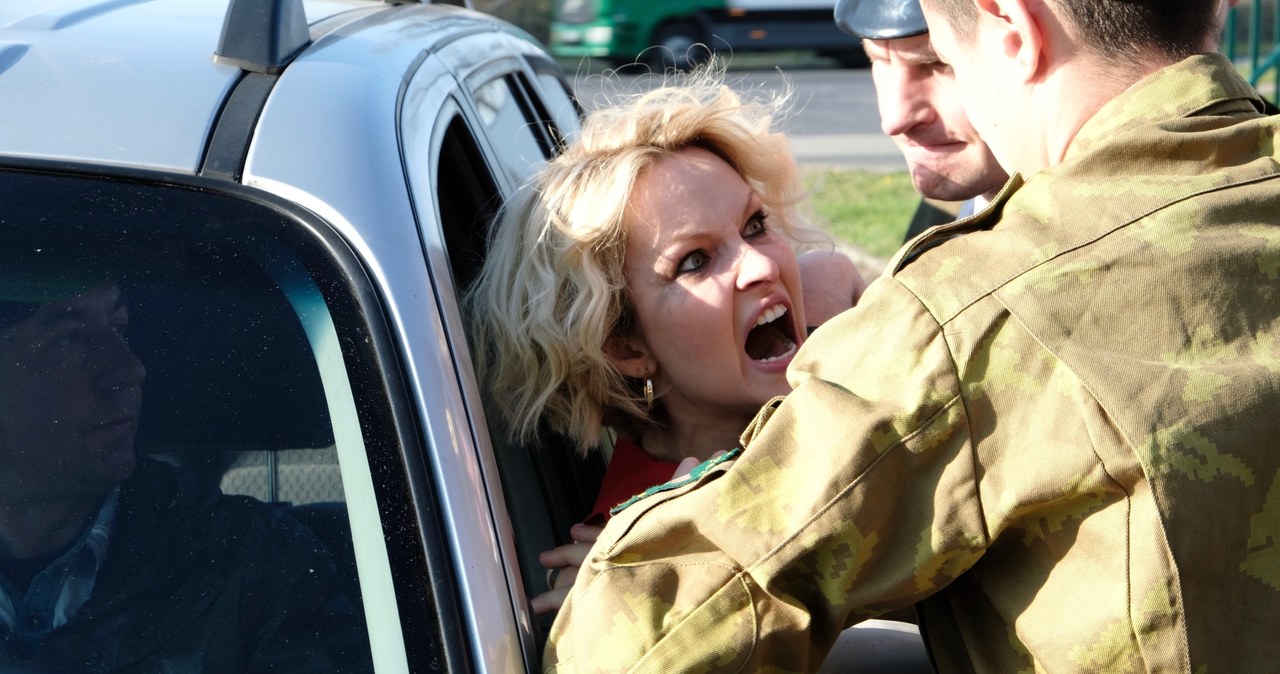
[544,0,1280,671]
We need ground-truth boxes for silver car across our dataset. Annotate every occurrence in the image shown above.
[0,0,588,671]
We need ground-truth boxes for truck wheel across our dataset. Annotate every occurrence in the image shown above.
[646,21,710,72]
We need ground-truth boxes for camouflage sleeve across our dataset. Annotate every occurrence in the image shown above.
[543,279,989,673]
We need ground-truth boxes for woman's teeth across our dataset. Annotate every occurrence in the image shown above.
[755,342,797,363]
[756,304,787,327]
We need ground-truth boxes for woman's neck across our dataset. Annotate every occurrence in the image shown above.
[639,412,752,463]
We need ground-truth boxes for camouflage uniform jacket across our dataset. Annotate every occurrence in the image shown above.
[544,54,1280,673]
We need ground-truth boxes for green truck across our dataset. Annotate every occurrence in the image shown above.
[549,0,864,69]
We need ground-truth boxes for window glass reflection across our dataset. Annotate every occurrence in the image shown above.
[0,177,374,673]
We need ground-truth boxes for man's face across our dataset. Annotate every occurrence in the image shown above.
[920,1,1018,173]
[0,283,146,503]
[865,33,1007,202]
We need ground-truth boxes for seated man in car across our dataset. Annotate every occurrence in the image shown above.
[0,274,372,673]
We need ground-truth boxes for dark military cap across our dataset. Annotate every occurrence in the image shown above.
[834,0,928,39]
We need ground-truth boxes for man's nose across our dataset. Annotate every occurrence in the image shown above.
[878,71,934,137]
[735,245,781,291]
[91,329,147,392]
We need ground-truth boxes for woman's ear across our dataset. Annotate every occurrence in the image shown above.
[978,0,1045,82]
[603,333,656,379]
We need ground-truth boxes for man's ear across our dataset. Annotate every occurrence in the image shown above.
[603,333,656,379]
[977,0,1044,82]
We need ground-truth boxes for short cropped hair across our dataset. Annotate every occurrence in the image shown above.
[924,0,1219,62]
[464,65,807,453]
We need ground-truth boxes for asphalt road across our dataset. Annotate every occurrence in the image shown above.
[566,65,906,171]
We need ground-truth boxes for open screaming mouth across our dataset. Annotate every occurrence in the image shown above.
[745,304,798,363]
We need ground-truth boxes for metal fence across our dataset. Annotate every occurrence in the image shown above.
[1224,0,1279,105]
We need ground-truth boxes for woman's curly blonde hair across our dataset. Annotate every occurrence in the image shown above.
[464,64,808,453]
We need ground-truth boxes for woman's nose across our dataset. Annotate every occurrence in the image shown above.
[735,245,781,291]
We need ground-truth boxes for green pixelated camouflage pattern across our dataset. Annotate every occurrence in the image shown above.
[544,55,1280,673]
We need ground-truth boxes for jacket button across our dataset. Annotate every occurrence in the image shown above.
[85,652,102,666]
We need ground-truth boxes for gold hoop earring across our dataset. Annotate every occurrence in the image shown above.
[644,377,654,410]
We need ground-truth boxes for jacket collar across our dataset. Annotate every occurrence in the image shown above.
[894,54,1273,280]
[1065,53,1266,164]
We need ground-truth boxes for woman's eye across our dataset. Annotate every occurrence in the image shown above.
[744,211,769,238]
[677,250,710,275]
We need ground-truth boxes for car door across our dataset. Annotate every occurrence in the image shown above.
[399,31,592,673]
[237,10,586,671]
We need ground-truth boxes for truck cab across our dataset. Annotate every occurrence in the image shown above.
[550,0,867,70]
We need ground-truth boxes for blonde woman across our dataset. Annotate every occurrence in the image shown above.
[464,67,865,613]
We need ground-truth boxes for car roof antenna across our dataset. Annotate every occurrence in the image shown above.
[213,0,310,75]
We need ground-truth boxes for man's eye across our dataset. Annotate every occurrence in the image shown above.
[677,250,710,275]
[48,330,82,349]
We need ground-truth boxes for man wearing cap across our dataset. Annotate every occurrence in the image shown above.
[543,0,1280,671]
[0,279,372,672]
[837,0,1008,237]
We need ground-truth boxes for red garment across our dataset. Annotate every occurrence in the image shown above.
[584,436,678,524]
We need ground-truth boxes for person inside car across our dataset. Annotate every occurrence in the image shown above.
[0,269,372,673]
[464,67,867,614]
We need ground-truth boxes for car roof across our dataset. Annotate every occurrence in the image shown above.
[0,0,425,173]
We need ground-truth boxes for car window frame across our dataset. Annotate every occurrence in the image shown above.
[399,48,547,672]
[401,32,598,670]
[522,54,584,150]
[416,44,611,661]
